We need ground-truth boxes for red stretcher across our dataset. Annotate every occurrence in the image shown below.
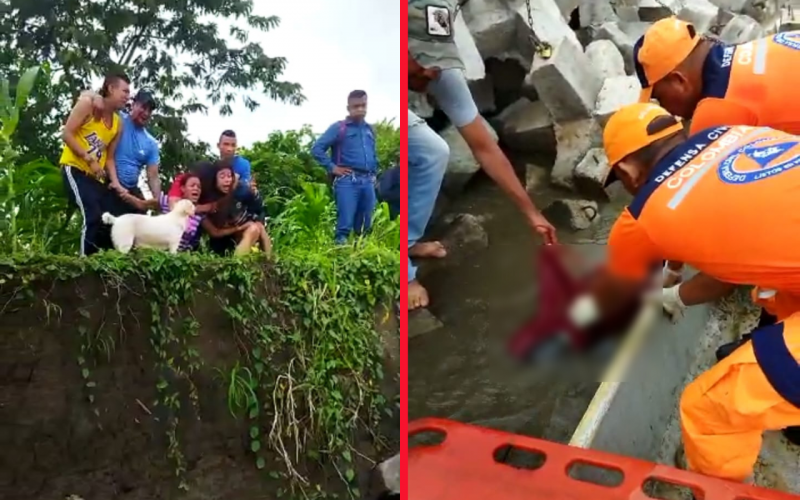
[507,245,641,362]
[409,418,799,500]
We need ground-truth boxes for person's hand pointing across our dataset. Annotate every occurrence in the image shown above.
[527,211,558,245]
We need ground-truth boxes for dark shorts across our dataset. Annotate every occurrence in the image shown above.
[208,235,237,256]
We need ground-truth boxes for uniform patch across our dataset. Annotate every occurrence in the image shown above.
[718,138,800,184]
[425,5,452,37]
[774,32,800,51]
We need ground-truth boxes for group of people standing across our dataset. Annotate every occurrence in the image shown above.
[59,75,397,258]
[59,71,272,257]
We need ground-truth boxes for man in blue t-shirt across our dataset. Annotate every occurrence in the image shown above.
[106,90,161,214]
[83,89,161,215]
[311,90,379,244]
[218,129,255,196]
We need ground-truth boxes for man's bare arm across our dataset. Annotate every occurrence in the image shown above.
[147,164,162,199]
[459,119,556,243]
[677,272,736,306]
[428,68,556,243]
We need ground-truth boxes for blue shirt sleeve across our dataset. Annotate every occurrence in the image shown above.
[428,68,479,128]
[311,123,340,172]
[145,139,160,167]
[236,157,252,184]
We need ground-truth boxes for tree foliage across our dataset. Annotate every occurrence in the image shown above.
[242,119,401,215]
[0,0,305,173]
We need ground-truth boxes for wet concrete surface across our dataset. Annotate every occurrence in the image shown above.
[408,168,630,442]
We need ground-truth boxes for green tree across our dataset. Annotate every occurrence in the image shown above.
[0,0,305,176]
[242,119,401,216]
[374,118,400,169]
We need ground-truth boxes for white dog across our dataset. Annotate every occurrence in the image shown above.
[101,199,196,254]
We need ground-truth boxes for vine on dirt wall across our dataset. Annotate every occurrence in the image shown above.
[0,248,398,499]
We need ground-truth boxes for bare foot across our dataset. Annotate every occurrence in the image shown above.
[409,241,447,259]
[409,280,430,310]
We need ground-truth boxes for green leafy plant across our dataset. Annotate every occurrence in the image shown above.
[0,66,41,254]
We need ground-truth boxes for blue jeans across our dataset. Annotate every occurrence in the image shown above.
[408,110,449,282]
[333,171,377,244]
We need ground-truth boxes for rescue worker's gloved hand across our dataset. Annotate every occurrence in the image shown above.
[662,262,683,288]
[650,285,686,323]
[567,294,600,328]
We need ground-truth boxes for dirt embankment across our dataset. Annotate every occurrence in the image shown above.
[0,269,398,500]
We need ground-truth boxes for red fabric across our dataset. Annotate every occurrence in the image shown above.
[508,246,581,360]
[508,246,641,361]
[168,173,187,198]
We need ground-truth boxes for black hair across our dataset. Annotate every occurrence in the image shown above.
[99,71,130,98]
[188,160,215,175]
[348,90,367,101]
[220,130,236,140]
[194,159,234,205]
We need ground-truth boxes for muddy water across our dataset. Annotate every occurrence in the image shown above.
[408,168,630,443]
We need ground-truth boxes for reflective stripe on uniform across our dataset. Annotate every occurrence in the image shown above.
[753,322,800,407]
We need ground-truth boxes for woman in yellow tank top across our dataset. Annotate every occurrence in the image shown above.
[60,72,130,256]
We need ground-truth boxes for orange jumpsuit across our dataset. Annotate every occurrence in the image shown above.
[688,34,800,136]
[680,315,800,481]
[606,124,800,481]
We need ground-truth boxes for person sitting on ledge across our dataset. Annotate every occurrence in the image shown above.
[200,162,271,257]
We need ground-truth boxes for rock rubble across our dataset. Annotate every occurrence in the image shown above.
[416,0,781,227]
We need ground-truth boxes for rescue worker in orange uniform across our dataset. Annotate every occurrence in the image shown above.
[563,103,800,484]
[634,17,800,309]
[635,17,800,135]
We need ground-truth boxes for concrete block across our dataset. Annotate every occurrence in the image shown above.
[638,0,682,22]
[508,0,583,68]
[578,0,619,27]
[616,6,641,22]
[678,0,721,34]
[440,117,498,194]
[461,0,519,60]
[442,213,489,252]
[710,9,736,34]
[454,14,496,113]
[409,91,434,119]
[494,98,556,155]
[594,76,642,126]
[574,148,612,200]
[593,22,636,74]
[526,163,550,192]
[555,0,582,19]
[486,58,529,110]
[586,40,626,80]
[454,14,486,83]
[366,453,400,497]
[542,199,600,230]
[743,0,779,24]
[409,309,444,338]
[524,37,603,122]
[618,21,652,43]
[718,14,764,43]
[779,5,800,32]
[708,0,748,12]
[779,21,800,33]
[551,118,603,190]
